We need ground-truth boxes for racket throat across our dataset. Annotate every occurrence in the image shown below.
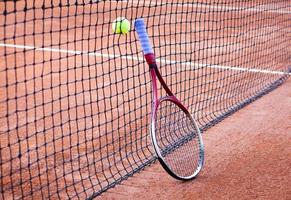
[154,68,174,96]
[150,69,159,104]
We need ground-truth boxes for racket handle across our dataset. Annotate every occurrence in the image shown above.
[135,18,154,55]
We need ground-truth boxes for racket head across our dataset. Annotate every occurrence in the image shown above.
[151,96,204,180]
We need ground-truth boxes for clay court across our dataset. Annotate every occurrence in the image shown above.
[99,78,291,200]
[0,0,290,199]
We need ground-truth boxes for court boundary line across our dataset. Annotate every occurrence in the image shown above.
[1,43,290,76]
[129,1,291,15]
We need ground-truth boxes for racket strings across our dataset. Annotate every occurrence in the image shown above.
[155,100,202,177]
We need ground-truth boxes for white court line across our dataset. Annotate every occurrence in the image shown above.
[129,0,291,15]
[0,43,290,76]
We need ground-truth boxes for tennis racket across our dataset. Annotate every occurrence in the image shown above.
[135,18,204,180]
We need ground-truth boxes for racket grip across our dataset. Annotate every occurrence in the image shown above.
[135,18,154,55]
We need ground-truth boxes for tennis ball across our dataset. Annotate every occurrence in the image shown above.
[112,17,130,34]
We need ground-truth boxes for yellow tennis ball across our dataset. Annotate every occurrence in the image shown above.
[112,17,130,34]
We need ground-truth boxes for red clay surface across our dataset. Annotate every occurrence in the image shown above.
[99,78,291,200]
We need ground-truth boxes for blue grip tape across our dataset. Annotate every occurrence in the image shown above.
[135,18,154,54]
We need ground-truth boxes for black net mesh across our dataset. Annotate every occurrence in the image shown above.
[0,0,290,199]
[155,99,202,178]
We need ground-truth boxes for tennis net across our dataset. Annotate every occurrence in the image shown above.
[0,0,290,199]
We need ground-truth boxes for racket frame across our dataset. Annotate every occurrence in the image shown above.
[135,18,204,180]
[148,57,204,180]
